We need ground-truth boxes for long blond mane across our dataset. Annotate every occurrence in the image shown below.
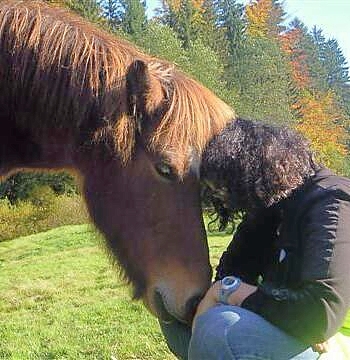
[0,0,234,174]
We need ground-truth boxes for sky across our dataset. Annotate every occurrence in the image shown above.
[145,0,350,67]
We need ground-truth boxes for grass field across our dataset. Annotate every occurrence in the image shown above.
[0,224,231,359]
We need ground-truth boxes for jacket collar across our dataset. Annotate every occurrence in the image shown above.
[276,167,333,213]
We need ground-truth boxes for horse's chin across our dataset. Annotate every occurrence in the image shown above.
[153,290,184,324]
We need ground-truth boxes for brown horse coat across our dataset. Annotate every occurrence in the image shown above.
[0,0,234,323]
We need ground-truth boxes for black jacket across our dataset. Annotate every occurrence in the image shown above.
[215,168,350,344]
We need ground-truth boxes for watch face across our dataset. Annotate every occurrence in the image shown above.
[219,276,242,304]
[223,278,235,285]
[222,276,238,288]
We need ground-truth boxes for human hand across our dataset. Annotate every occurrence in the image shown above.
[312,341,329,353]
[225,282,257,307]
[193,281,221,326]
[192,280,257,329]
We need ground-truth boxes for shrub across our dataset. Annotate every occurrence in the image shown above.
[0,187,90,242]
[0,171,78,203]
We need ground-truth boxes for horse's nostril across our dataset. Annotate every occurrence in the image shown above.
[185,294,203,323]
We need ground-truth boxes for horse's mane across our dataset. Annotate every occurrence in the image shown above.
[0,0,234,174]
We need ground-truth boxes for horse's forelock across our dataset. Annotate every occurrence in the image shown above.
[148,71,235,176]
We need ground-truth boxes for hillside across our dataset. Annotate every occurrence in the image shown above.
[0,224,230,359]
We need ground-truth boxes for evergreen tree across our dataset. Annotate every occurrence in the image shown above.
[268,0,286,37]
[194,0,222,51]
[283,20,328,92]
[233,0,293,124]
[311,27,350,116]
[99,0,124,28]
[323,38,350,115]
[135,21,232,104]
[52,0,104,23]
[160,0,206,49]
[307,26,329,92]
[208,0,246,95]
[121,0,147,37]
[179,0,194,48]
[234,36,294,125]
[135,21,189,67]
[212,0,245,61]
[320,38,349,89]
[98,0,147,36]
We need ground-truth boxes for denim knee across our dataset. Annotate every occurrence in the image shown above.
[189,305,240,360]
[188,305,319,360]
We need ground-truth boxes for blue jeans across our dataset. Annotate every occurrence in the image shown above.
[160,305,320,360]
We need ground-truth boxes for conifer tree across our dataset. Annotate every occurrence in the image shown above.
[311,27,350,116]
[236,0,294,124]
[323,38,350,114]
[50,0,104,23]
[98,0,147,36]
[212,0,246,62]
[268,0,285,37]
[234,36,294,124]
[99,0,124,28]
[282,20,331,92]
[317,36,349,89]
[121,0,147,36]
[161,0,206,48]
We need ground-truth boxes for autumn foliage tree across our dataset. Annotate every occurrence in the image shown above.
[246,0,285,39]
[281,19,349,174]
[295,91,348,172]
[280,27,311,89]
[244,0,349,174]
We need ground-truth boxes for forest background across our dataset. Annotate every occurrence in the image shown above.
[1,0,349,239]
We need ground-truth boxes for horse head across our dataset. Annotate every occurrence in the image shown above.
[80,59,234,323]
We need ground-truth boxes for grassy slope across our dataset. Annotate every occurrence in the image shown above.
[0,224,231,359]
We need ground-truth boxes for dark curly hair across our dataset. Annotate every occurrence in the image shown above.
[201,118,320,229]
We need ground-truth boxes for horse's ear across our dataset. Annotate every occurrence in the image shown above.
[126,60,150,133]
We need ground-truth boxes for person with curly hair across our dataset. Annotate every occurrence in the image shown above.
[160,118,350,359]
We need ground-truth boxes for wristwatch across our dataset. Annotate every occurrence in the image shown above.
[218,276,242,304]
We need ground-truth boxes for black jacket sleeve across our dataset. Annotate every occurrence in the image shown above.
[215,211,279,284]
[242,188,350,344]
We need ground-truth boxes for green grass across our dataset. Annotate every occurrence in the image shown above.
[0,224,231,359]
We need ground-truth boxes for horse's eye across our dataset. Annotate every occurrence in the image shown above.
[155,162,176,180]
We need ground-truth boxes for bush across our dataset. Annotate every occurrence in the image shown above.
[28,185,56,208]
[0,187,90,242]
[0,171,78,203]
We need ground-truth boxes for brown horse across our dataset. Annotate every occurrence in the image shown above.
[0,0,234,323]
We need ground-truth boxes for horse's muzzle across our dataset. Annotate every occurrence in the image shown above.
[154,289,203,325]
[184,293,203,323]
